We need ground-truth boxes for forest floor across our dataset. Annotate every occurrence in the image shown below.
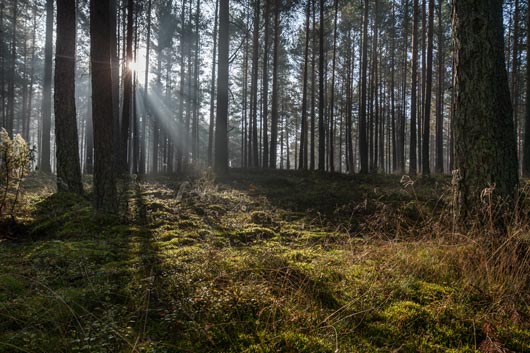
[1,169,530,352]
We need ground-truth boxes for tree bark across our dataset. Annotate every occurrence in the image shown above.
[453,0,518,219]
[359,0,369,173]
[90,0,118,212]
[55,0,83,194]
[409,0,419,175]
[214,0,229,175]
[421,0,434,176]
[120,0,134,173]
[269,0,280,169]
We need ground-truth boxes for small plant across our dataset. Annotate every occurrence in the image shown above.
[0,129,35,220]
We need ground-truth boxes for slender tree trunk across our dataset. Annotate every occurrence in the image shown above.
[409,0,419,175]
[435,0,444,174]
[120,0,134,173]
[90,0,117,212]
[140,0,152,175]
[523,1,530,177]
[299,0,310,170]
[317,0,325,171]
[359,0,369,173]
[214,0,229,175]
[421,0,434,176]
[248,0,259,168]
[269,0,280,169]
[310,0,316,170]
[328,0,338,173]
[208,0,219,167]
[40,0,54,173]
[6,0,16,136]
[261,0,270,167]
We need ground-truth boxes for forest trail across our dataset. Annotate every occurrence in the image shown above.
[1,170,529,352]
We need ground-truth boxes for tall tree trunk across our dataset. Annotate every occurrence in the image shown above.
[421,0,434,176]
[139,0,152,175]
[214,0,229,175]
[261,0,270,167]
[309,0,316,170]
[5,0,16,136]
[269,0,280,169]
[248,0,259,168]
[0,2,4,129]
[511,0,520,168]
[453,0,518,220]
[391,1,397,173]
[317,0,325,171]
[90,0,118,212]
[40,0,54,173]
[359,0,369,173]
[208,0,219,167]
[299,0,310,170]
[409,0,419,175]
[435,0,444,174]
[55,0,83,194]
[328,0,338,173]
[120,0,134,173]
[522,1,530,177]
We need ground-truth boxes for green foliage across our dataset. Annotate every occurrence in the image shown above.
[0,129,34,220]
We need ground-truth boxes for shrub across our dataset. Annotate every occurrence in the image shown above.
[0,129,34,220]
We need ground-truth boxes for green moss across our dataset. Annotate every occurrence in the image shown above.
[382,301,433,333]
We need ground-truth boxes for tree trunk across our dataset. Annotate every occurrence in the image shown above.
[317,0,325,171]
[421,0,434,176]
[40,0,54,173]
[310,0,316,170]
[90,0,118,212]
[208,0,219,167]
[409,0,419,175]
[214,0,229,175]
[435,0,444,174]
[248,0,259,168]
[261,0,270,168]
[269,0,280,169]
[120,0,134,173]
[328,0,338,173]
[55,0,83,194]
[359,0,369,173]
[453,0,518,219]
[299,0,310,170]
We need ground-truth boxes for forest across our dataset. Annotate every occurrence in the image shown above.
[1,0,530,351]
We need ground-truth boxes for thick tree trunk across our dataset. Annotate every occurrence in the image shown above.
[214,0,229,175]
[55,0,83,194]
[90,0,118,212]
[453,0,518,219]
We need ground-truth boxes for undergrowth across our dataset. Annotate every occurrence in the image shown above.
[0,169,529,352]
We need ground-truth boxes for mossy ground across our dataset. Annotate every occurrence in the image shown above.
[1,169,529,352]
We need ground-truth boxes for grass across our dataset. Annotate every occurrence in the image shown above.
[0,170,529,352]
